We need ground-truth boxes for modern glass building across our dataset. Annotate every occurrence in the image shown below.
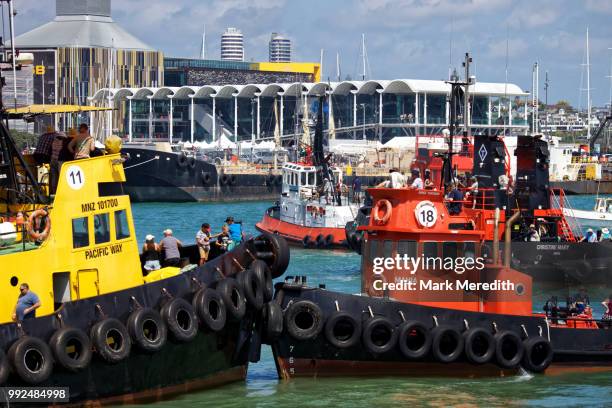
[269,33,291,62]
[91,79,531,144]
[220,28,244,62]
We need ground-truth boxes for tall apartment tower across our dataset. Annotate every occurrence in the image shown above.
[268,32,291,62]
[220,27,244,61]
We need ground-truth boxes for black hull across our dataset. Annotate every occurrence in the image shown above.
[550,180,612,195]
[270,282,612,379]
[0,238,273,405]
[122,147,282,202]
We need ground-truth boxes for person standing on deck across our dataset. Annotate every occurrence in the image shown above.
[12,283,41,321]
[160,229,183,267]
[68,124,95,159]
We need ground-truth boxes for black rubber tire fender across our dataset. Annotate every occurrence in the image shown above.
[220,174,230,185]
[397,320,431,360]
[324,311,361,349]
[0,349,9,385]
[262,301,284,343]
[237,268,264,311]
[201,171,212,185]
[522,336,553,373]
[188,156,196,169]
[161,298,198,343]
[90,318,131,364]
[464,327,495,365]
[127,308,167,353]
[362,316,397,354]
[324,234,335,247]
[261,232,290,279]
[494,330,524,369]
[229,175,237,185]
[302,235,312,248]
[250,259,273,302]
[267,174,276,185]
[193,288,227,332]
[216,278,246,321]
[49,327,93,371]
[284,300,324,341]
[177,153,189,168]
[315,234,325,248]
[8,336,54,384]
[431,326,464,363]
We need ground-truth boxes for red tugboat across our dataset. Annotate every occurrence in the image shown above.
[256,98,359,249]
[267,57,612,379]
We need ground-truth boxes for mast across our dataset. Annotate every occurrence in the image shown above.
[200,24,206,59]
[532,62,539,133]
[463,52,471,137]
[319,49,324,80]
[544,71,549,139]
[336,52,341,82]
[8,0,17,110]
[586,27,592,140]
[361,34,366,81]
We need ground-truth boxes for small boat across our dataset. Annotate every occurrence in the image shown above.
[562,197,612,229]
[256,97,360,249]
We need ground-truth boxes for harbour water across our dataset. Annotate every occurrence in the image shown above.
[128,196,612,408]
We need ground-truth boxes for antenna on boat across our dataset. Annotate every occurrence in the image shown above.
[200,24,206,59]
[580,28,593,140]
[544,71,550,140]
[336,51,341,82]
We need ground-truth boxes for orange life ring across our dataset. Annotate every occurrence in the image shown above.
[373,199,392,224]
[27,209,51,241]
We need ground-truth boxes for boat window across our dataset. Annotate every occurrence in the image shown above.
[308,172,315,186]
[301,172,306,186]
[72,217,89,249]
[367,239,379,262]
[423,242,438,258]
[463,242,476,260]
[115,209,130,240]
[397,240,416,257]
[443,242,458,259]
[383,240,393,257]
[94,213,111,245]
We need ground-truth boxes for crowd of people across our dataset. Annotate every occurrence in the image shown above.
[33,123,97,194]
[544,288,612,327]
[141,217,245,274]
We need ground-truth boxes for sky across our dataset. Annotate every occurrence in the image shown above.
[13,0,612,107]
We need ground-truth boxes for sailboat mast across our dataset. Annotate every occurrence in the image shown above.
[336,52,341,82]
[361,34,366,81]
[586,27,592,140]
[8,0,17,110]
[201,24,206,59]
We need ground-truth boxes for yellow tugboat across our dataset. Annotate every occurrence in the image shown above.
[0,106,289,405]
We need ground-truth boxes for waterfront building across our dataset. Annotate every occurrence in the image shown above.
[91,79,529,145]
[165,58,319,86]
[9,0,163,133]
[221,28,244,61]
[269,33,291,62]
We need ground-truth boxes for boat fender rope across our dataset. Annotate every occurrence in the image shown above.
[282,299,294,313]
[492,321,498,333]
[463,319,470,331]
[95,303,107,319]
[215,266,225,279]
[123,156,159,170]
[538,325,543,337]
[129,296,143,310]
[367,305,374,318]
[544,319,550,341]
[190,276,204,290]
[232,257,246,272]
[334,300,340,312]
[245,248,258,261]
[520,324,529,339]
[54,312,65,328]
[161,288,173,299]
[398,310,406,322]
[432,315,439,327]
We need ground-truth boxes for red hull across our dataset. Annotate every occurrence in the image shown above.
[256,212,347,248]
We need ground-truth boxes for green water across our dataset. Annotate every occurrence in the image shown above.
[124,196,611,407]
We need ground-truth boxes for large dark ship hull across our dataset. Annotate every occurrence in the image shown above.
[550,180,612,195]
[0,237,280,405]
[270,283,612,379]
[122,147,282,202]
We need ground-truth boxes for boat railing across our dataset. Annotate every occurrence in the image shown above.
[550,188,583,238]
[452,187,500,211]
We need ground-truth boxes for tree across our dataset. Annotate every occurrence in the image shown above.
[9,129,38,150]
[554,100,573,112]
